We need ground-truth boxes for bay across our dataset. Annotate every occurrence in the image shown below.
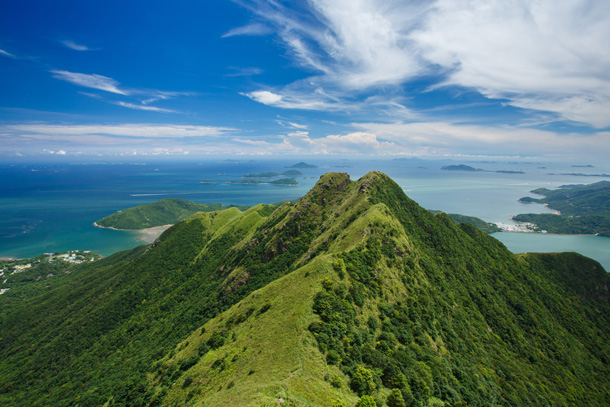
[1,157,609,272]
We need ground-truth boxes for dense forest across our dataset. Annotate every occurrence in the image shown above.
[1,172,609,407]
[514,181,610,236]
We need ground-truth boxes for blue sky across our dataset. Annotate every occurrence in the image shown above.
[1,0,609,159]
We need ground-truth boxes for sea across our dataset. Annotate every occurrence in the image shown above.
[1,157,609,272]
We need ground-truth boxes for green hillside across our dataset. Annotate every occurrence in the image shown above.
[514,181,610,236]
[95,198,250,229]
[1,172,609,407]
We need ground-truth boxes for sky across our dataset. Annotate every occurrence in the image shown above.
[1,0,609,159]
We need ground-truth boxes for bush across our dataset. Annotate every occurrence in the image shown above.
[355,395,377,407]
[386,388,406,407]
[351,365,377,396]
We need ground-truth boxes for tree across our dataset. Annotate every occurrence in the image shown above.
[386,388,406,407]
[350,365,377,396]
[355,395,377,407]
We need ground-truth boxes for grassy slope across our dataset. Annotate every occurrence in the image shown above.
[95,198,250,229]
[153,172,610,406]
[1,172,610,407]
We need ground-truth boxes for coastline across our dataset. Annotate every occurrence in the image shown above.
[93,222,173,243]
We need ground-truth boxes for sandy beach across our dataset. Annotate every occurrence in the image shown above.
[135,225,173,243]
[93,222,173,243]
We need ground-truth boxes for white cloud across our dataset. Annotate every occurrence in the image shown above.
[115,102,176,113]
[412,0,610,127]
[280,130,401,154]
[61,40,96,51]
[50,70,127,95]
[237,0,610,128]
[225,67,264,77]
[222,23,273,38]
[242,89,351,111]
[3,123,234,139]
[352,121,610,156]
[0,49,16,58]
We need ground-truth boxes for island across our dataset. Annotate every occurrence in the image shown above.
[287,161,317,169]
[513,181,610,237]
[441,164,524,174]
[227,178,299,186]
[95,198,249,230]
[242,170,304,178]
[441,164,481,171]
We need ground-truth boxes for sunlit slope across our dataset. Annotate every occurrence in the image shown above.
[0,172,609,407]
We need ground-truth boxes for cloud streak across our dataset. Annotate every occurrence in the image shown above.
[222,23,273,38]
[3,123,234,139]
[0,49,16,58]
[61,40,97,51]
[51,70,127,95]
[114,102,176,113]
[237,0,610,128]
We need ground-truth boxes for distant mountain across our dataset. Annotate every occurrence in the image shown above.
[2,172,609,407]
[288,161,317,168]
[95,198,249,229]
[441,164,480,171]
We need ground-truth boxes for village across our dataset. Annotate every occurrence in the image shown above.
[0,250,101,295]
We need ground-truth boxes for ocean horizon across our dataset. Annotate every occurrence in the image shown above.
[2,157,609,272]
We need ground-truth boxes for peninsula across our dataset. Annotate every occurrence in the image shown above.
[513,181,610,236]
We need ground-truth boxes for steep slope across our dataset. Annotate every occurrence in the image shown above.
[1,172,609,407]
[151,172,610,407]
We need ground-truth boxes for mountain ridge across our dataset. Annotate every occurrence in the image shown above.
[1,171,609,407]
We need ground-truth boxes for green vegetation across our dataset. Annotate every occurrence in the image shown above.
[514,181,610,236]
[269,178,299,186]
[288,161,317,168]
[429,211,501,233]
[1,172,609,407]
[95,198,249,230]
[281,170,304,176]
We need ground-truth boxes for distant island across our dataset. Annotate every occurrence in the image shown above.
[441,164,481,171]
[572,165,594,168]
[227,178,299,186]
[242,170,304,178]
[495,170,525,174]
[95,198,249,230]
[287,161,317,169]
[548,172,610,177]
[513,181,610,236]
[441,164,524,174]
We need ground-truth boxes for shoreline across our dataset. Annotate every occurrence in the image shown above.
[93,222,173,243]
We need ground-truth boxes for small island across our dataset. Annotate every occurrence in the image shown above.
[441,164,481,172]
[287,162,317,169]
[242,170,304,178]
[227,178,299,186]
[442,164,524,174]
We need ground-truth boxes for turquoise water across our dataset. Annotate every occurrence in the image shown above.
[493,232,610,270]
[1,157,609,271]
